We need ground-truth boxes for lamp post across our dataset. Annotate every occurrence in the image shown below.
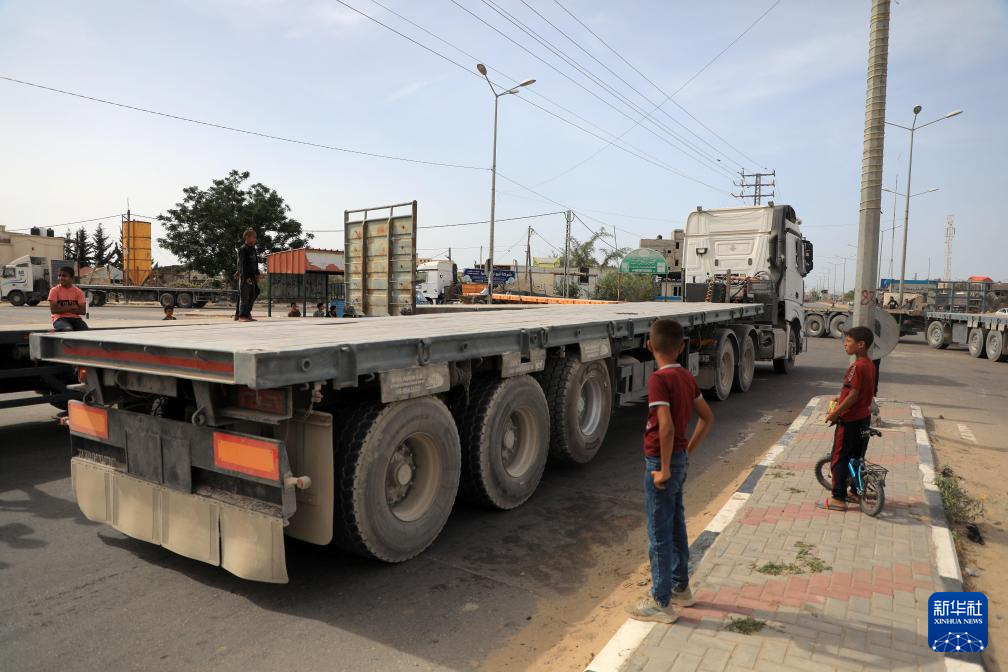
[880,186,939,285]
[477,63,535,303]
[885,105,961,314]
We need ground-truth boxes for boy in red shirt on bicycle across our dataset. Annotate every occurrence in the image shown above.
[821,326,876,511]
[627,318,715,623]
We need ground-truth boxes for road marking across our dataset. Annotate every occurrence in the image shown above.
[584,620,655,672]
[957,423,977,444]
[706,493,750,533]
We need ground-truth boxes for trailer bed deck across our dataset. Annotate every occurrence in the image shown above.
[31,302,763,388]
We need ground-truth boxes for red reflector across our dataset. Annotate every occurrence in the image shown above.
[236,387,286,415]
[213,432,280,481]
[67,400,109,440]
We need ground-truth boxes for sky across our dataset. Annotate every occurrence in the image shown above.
[1,0,1006,288]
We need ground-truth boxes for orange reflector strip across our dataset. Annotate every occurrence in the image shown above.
[213,432,280,481]
[67,400,109,440]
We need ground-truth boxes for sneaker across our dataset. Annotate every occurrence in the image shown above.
[625,595,679,624]
[670,585,697,607]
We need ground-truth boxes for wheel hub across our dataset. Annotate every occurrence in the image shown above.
[501,418,518,467]
[386,444,416,507]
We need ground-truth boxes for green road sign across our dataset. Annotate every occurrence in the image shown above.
[619,248,669,274]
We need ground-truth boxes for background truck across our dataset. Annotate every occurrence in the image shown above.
[803,279,1004,340]
[1,254,235,308]
[1,255,51,306]
[417,259,458,304]
[31,201,812,583]
[923,302,1008,362]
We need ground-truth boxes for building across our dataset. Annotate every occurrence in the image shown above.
[0,225,65,265]
[639,229,685,273]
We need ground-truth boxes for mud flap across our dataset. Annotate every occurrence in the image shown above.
[284,411,334,546]
[69,457,287,583]
[220,505,288,583]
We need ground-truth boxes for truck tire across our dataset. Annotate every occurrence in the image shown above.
[927,321,950,349]
[159,293,175,308]
[804,314,826,338]
[968,328,987,358]
[193,300,208,308]
[26,299,40,306]
[733,334,756,393]
[459,375,549,510]
[176,292,194,309]
[537,354,612,464]
[704,330,735,401]
[828,313,848,339]
[985,330,1008,363]
[773,327,798,374]
[7,290,25,307]
[89,292,106,307]
[332,397,461,562]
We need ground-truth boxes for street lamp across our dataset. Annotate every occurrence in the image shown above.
[880,186,939,285]
[886,105,961,313]
[476,63,535,303]
[829,255,853,300]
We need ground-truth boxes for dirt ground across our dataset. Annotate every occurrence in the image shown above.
[930,423,1007,672]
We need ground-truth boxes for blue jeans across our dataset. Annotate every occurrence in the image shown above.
[644,452,689,606]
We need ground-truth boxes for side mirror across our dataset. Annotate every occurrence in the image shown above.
[768,232,780,268]
[802,239,814,276]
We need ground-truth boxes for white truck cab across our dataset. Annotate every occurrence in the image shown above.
[1,255,50,306]
[417,259,457,304]
[683,204,813,376]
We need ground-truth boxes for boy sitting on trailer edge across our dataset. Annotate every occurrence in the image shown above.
[821,326,876,512]
[627,318,714,624]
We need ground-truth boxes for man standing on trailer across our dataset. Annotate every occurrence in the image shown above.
[237,228,260,322]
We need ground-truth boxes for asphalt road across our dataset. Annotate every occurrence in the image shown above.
[1,308,1004,671]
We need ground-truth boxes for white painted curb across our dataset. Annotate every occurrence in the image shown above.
[911,404,985,672]
[583,396,821,672]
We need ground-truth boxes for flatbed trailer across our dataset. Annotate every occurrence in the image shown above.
[31,300,802,582]
[924,310,1008,362]
[78,284,236,309]
[1,318,250,409]
[803,304,925,339]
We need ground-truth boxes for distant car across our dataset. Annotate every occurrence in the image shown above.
[995,307,1008,315]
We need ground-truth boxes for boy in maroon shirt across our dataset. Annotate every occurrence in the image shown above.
[821,326,876,511]
[627,319,715,623]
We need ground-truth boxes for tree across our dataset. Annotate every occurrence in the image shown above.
[110,242,123,268]
[559,228,628,270]
[63,234,75,261]
[92,223,112,266]
[594,270,658,302]
[157,170,312,280]
[72,227,93,267]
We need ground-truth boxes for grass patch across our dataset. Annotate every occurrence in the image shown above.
[724,616,766,635]
[753,541,831,576]
[933,466,985,525]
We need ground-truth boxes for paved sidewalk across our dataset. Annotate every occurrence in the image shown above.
[587,397,984,672]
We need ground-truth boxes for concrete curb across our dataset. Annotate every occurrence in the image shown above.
[584,396,822,672]
[911,405,986,671]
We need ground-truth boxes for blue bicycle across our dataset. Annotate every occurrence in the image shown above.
[815,427,887,516]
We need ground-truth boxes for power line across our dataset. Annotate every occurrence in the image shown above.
[535,0,780,184]
[305,210,564,233]
[343,0,723,192]
[454,0,736,181]
[8,212,160,232]
[553,0,766,169]
[512,0,742,175]
[363,0,713,192]
[0,75,486,171]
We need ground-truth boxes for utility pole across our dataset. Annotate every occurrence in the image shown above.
[943,215,955,281]
[851,0,889,330]
[525,225,532,291]
[563,210,572,297]
[732,170,776,205]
